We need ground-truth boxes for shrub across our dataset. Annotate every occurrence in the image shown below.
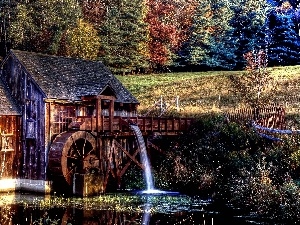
[153,113,300,222]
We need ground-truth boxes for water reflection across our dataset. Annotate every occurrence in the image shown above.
[0,192,260,225]
[142,202,151,225]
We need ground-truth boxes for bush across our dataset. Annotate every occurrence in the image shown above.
[153,113,300,222]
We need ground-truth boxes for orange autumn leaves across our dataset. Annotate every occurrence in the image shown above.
[146,0,197,67]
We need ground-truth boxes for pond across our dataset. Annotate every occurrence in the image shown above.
[0,192,262,225]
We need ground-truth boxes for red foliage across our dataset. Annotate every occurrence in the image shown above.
[34,29,55,53]
[146,0,197,68]
[81,0,107,25]
[149,41,169,66]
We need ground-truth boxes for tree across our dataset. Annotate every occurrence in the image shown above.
[229,50,277,109]
[268,3,300,66]
[81,0,107,26]
[230,0,271,69]
[9,0,81,54]
[100,0,149,74]
[180,0,237,70]
[146,0,197,71]
[59,19,101,60]
[146,0,177,70]
[202,0,237,69]
[0,0,17,57]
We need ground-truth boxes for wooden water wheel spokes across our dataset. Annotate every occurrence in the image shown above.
[49,131,97,185]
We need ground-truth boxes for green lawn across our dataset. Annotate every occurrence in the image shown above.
[117,66,300,117]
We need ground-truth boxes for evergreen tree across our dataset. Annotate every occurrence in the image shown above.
[268,6,300,66]
[100,0,149,74]
[178,1,210,68]
[230,0,271,69]
[9,0,81,54]
[202,0,237,69]
[180,0,237,70]
[0,0,17,57]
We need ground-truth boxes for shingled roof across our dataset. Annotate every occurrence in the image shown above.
[0,77,21,115]
[7,50,139,103]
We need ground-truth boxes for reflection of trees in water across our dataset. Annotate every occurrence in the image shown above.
[0,205,224,225]
[61,208,141,225]
[1,205,143,225]
[0,204,64,225]
[0,196,220,225]
[0,205,13,225]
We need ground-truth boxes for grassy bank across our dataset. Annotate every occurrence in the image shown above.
[117,65,300,117]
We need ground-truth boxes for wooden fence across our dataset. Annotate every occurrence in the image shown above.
[225,105,285,130]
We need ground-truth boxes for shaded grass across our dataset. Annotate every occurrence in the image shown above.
[117,66,300,117]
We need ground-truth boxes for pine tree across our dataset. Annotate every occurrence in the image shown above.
[0,0,17,57]
[268,5,300,66]
[230,0,271,69]
[181,0,237,70]
[100,0,149,74]
[178,1,209,68]
[202,0,237,69]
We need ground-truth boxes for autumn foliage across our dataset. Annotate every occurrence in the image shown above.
[1,0,300,73]
[146,0,197,69]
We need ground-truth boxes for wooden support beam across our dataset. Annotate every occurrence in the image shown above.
[151,117,153,132]
[147,140,164,154]
[119,148,140,177]
[96,96,102,132]
[113,139,144,170]
[109,100,114,132]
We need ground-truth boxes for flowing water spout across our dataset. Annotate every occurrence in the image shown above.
[129,123,155,191]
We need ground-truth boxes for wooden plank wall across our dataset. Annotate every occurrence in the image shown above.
[0,116,21,179]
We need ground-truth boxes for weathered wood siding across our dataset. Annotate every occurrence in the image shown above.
[0,116,21,179]
[2,56,46,180]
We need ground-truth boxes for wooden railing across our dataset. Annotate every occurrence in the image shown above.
[74,116,193,134]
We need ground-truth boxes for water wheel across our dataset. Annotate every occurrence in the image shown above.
[48,131,98,185]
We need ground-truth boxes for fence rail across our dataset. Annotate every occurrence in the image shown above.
[225,105,285,129]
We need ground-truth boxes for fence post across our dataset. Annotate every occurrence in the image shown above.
[176,96,179,112]
[160,96,163,115]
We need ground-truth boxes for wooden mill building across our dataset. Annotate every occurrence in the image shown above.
[0,50,192,195]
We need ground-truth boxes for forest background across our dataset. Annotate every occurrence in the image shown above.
[0,0,300,75]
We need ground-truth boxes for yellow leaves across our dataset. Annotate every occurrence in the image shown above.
[64,19,100,60]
